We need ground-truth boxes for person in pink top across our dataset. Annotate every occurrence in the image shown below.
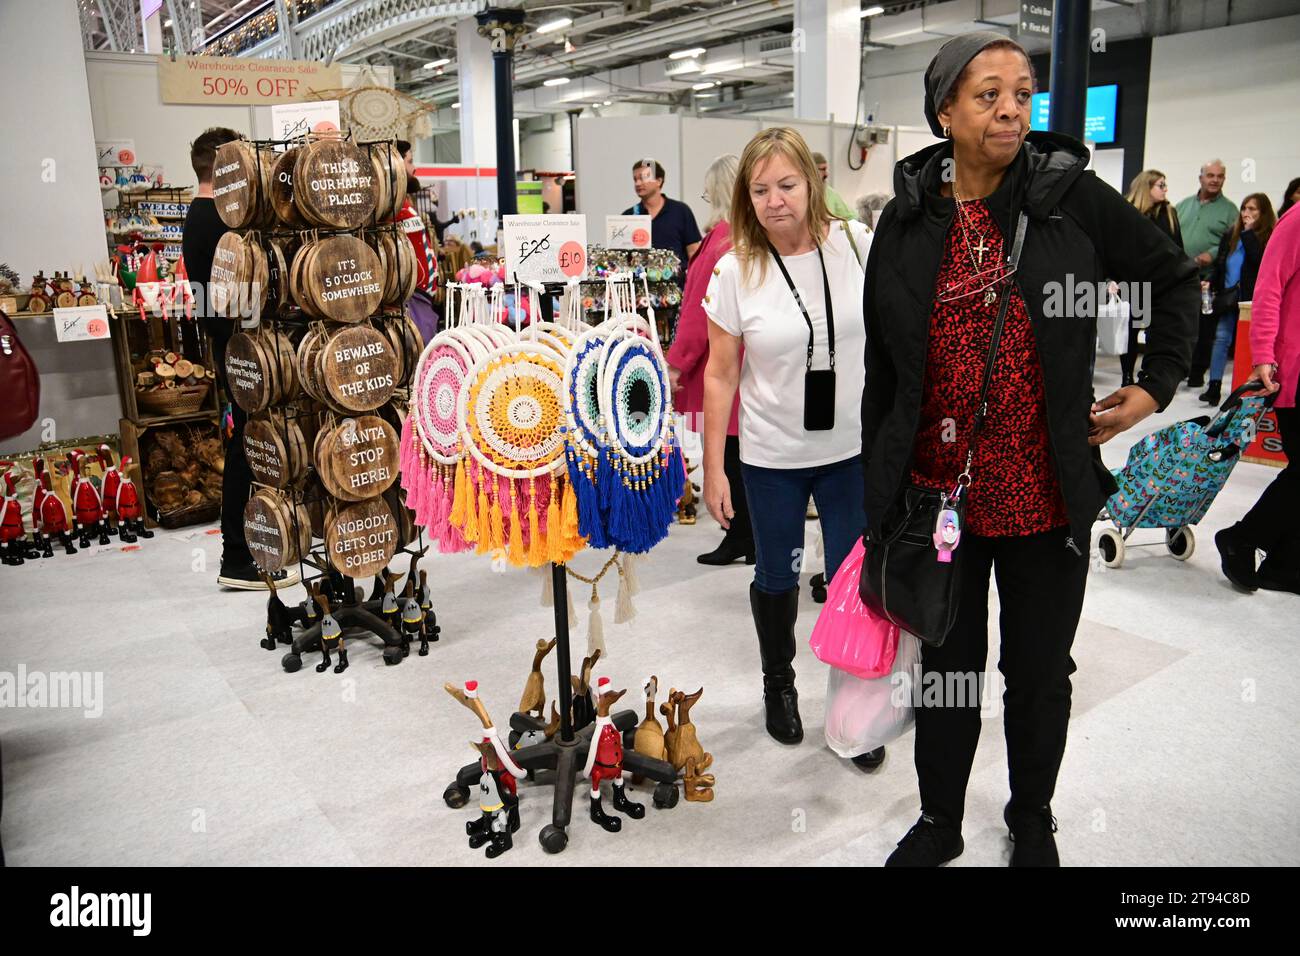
[667,153,754,566]
[1214,200,1300,594]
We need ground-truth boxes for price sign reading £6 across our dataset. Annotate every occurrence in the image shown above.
[606,215,652,250]
[503,214,588,284]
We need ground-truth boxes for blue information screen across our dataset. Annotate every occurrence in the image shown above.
[1031,84,1118,143]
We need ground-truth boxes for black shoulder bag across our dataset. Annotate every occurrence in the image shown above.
[858,210,1029,647]
[767,241,836,430]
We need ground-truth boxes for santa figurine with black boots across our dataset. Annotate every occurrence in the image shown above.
[582,677,646,832]
[96,445,123,539]
[1,465,39,565]
[34,460,76,555]
[67,450,110,547]
[30,459,55,559]
[314,588,349,674]
[113,457,152,541]
[468,747,516,859]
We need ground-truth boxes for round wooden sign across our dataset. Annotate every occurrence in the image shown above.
[270,148,303,226]
[212,141,257,229]
[320,325,397,412]
[294,140,378,229]
[210,232,248,317]
[244,417,290,487]
[326,496,398,579]
[322,415,398,501]
[244,489,293,572]
[302,235,384,324]
[224,332,274,413]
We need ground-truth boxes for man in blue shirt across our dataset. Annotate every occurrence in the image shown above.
[623,158,702,284]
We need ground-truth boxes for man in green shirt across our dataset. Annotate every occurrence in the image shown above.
[812,151,857,222]
[1176,159,1238,386]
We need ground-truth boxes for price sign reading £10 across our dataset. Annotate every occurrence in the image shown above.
[503,214,588,285]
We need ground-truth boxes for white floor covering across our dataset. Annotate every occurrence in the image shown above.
[1,355,1296,866]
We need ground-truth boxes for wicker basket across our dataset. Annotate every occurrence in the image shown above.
[136,382,211,417]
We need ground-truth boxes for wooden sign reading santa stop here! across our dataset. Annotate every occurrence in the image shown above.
[158,56,342,106]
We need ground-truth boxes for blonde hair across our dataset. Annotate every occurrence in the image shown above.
[730,127,835,286]
[702,153,739,231]
[1126,168,1176,232]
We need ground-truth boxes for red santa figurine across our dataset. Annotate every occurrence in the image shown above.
[1,465,39,565]
[67,450,109,547]
[114,455,151,541]
[581,677,646,832]
[35,459,76,555]
[97,444,122,538]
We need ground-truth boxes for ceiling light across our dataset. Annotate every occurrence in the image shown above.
[537,17,573,34]
[543,77,571,87]
[603,100,612,106]
[692,81,719,91]
[861,4,885,16]
[451,102,460,109]
[424,58,450,69]
[670,47,706,60]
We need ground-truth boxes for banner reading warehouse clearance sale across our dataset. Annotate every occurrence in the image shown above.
[158,55,342,106]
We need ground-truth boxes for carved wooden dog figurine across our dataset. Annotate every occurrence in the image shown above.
[664,687,715,803]
[518,637,556,720]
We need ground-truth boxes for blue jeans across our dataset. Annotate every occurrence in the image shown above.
[741,455,866,594]
[1208,307,1237,383]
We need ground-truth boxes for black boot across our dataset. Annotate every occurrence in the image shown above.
[316,649,332,673]
[1198,379,1222,405]
[134,519,154,539]
[60,532,76,555]
[612,782,645,819]
[750,584,803,744]
[96,522,110,546]
[1215,526,1258,592]
[589,794,621,832]
[696,533,756,566]
[1005,803,1060,867]
[37,534,53,559]
[485,829,512,859]
[885,814,964,867]
[333,648,349,674]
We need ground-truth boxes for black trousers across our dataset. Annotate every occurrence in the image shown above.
[1236,406,1300,570]
[722,434,754,548]
[1190,312,1218,377]
[913,525,1089,828]
[203,318,253,566]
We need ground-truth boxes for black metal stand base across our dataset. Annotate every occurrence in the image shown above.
[442,709,680,854]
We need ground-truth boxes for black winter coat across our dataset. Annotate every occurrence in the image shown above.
[860,132,1199,549]
[1211,227,1264,302]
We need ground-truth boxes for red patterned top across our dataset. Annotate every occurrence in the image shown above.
[909,198,1068,537]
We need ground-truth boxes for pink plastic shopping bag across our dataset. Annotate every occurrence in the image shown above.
[808,537,900,679]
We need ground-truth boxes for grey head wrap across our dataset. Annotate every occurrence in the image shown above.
[923,31,1022,137]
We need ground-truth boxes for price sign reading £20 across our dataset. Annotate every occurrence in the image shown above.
[503,214,588,285]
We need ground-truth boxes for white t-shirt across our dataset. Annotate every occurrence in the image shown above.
[704,220,871,469]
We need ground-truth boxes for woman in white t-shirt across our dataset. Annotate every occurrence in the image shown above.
[702,127,875,751]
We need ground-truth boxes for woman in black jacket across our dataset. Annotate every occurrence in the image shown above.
[1199,192,1276,404]
[861,33,1197,867]
[1121,169,1183,386]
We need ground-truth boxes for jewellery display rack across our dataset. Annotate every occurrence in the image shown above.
[216,136,437,672]
[440,281,680,854]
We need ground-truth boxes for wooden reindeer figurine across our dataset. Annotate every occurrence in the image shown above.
[518,637,557,720]
[315,585,348,674]
[667,688,715,803]
[467,741,516,859]
[399,578,423,658]
[417,569,438,654]
[582,677,645,831]
[445,680,527,808]
[570,649,600,731]
[631,676,667,785]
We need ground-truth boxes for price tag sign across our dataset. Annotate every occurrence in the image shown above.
[503,214,588,284]
[95,139,137,167]
[53,304,110,343]
[606,215,652,250]
[269,100,341,151]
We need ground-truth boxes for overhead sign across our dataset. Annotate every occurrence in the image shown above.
[1031,84,1119,144]
[269,100,342,149]
[53,305,110,344]
[502,214,588,284]
[1019,1,1052,38]
[605,215,652,250]
[158,56,342,106]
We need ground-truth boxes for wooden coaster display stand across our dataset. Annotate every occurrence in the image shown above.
[216,135,438,671]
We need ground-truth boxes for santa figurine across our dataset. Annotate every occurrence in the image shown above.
[30,459,54,558]
[34,459,76,555]
[97,445,123,538]
[581,677,646,832]
[113,455,152,540]
[132,250,163,321]
[1,465,39,565]
[67,450,110,547]
[468,750,516,859]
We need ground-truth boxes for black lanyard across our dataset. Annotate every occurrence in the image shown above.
[766,240,836,371]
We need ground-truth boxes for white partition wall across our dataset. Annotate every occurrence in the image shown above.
[574,114,683,239]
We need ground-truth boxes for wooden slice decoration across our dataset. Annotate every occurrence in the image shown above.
[370,149,392,223]
[301,235,384,324]
[212,140,257,229]
[210,232,248,317]
[244,417,291,487]
[265,238,289,314]
[320,414,399,502]
[224,331,275,413]
[294,139,379,229]
[381,482,415,550]
[244,488,295,572]
[325,495,398,579]
[320,324,397,412]
[247,237,269,321]
[296,327,322,402]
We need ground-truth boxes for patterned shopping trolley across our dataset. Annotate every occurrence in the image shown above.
[1095,381,1276,568]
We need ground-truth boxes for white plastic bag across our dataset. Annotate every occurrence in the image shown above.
[824,630,921,758]
[1096,293,1131,356]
